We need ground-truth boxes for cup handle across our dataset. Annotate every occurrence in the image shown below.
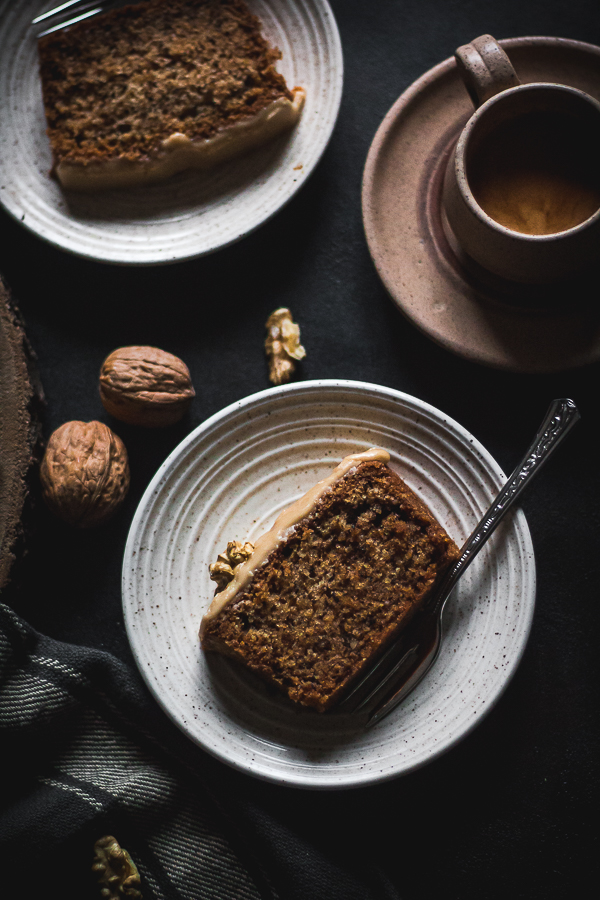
[454,34,520,107]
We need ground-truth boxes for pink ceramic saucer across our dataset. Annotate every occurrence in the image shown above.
[362,37,600,373]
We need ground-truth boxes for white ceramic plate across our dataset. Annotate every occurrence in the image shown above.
[0,0,342,264]
[122,381,536,789]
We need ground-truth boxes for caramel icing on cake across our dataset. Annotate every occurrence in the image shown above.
[201,448,390,634]
[38,0,305,191]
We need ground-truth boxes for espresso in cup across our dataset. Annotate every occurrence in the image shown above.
[468,110,600,236]
[443,35,600,283]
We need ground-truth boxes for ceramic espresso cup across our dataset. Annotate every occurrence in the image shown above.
[442,34,600,283]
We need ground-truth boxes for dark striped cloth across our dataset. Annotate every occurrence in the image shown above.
[0,603,276,900]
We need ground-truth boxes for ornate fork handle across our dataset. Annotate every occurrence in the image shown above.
[360,398,580,727]
[434,398,580,611]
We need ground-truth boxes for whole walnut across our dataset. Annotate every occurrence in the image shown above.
[40,421,130,528]
[99,346,195,427]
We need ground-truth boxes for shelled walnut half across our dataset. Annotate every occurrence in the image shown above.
[93,835,142,899]
[265,308,306,385]
[40,421,129,528]
[100,346,195,427]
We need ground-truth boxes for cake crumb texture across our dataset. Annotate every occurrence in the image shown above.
[202,461,460,712]
[38,0,294,167]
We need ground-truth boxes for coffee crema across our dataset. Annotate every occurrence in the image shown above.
[468,111,600,235]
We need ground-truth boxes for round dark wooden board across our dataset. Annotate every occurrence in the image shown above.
[0,275,44,592]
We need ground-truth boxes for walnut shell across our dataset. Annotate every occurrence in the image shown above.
[40,421,129,528]
[99,346,195,427]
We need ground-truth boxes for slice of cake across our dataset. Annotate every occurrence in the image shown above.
[201,449,460,712]
[38,0,305,191]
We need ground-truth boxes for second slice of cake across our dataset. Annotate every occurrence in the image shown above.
[201,449,460,712]
[38,0,305,191]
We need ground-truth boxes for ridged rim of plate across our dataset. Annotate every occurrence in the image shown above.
[122,380,536,789]
[0,0,342,265]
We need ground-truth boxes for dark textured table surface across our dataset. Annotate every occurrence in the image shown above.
[1,1,599,898]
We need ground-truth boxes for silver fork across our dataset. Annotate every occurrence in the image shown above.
[32,0,142,37]
[340,397,580,727]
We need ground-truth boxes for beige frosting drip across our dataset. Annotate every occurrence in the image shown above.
[200,447,390,636]
[57,88,305,191]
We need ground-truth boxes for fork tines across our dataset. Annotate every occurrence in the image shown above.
[33,0,128,36]
[335,609,439,727]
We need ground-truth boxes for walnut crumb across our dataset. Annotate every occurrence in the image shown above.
[265,307,306,385]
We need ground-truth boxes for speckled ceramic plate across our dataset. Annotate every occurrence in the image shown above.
[0,0,342,264]
[362,37,600,372]
[122,381,536,788]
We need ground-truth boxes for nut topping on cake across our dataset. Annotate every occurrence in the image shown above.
[209,540,255,593]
